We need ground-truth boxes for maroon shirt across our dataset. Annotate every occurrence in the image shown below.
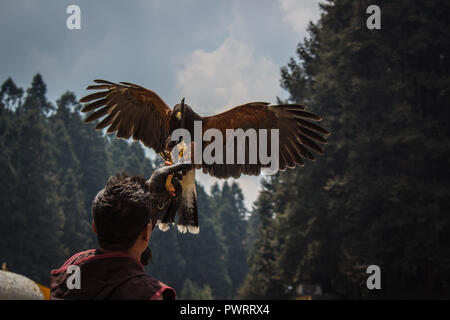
[50,249,175,300]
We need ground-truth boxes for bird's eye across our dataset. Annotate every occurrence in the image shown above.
[176,111,182,120]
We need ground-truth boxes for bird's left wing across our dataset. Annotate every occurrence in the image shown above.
[200,102,330,179]
[79,80,172,153]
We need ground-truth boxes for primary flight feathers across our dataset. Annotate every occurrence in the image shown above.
[80,79,330,179]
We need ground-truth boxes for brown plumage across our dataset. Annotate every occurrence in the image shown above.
[80,79,330,234]
[200,102,329,178]
[80,79,330,179]
[80,80,171,153]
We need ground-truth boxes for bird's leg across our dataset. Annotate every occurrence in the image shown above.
[160,151,172,163]
[165,174,176,196]
[178,140,188,160]
[160,139,187,197]
[159,150,176,196]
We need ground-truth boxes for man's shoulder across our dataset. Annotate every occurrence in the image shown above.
[112,274,176,300]
[51,249,96,275]
[50,249,176,300]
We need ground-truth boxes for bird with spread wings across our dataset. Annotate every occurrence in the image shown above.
[79,80,330,234]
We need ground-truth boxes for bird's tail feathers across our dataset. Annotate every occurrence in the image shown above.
[177,183,199,234]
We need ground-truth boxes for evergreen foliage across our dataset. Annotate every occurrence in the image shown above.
[2,1,449,298]
[0,76,248,297]
[240,0,450,299]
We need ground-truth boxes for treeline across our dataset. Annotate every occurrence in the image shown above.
[2,0,449,300]
[0,74,248,299]
[240,0,450,299]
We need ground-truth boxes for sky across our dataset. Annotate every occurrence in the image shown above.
[0,0,322,209]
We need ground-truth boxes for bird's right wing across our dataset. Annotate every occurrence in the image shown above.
[79,80,172,153]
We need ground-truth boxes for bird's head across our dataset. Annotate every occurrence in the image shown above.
[170,97,187,131]
[166,98,199,153]
[169,97,201,132]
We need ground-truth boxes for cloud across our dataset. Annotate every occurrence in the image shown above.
[279,0,322,35]
[176,37,282,116]
[0,0,320,210]
[175,33,285,208]
[174,0,321,207]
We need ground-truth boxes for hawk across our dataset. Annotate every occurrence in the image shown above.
[79,80,330,234]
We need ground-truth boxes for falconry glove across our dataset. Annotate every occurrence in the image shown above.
[147,161,193,231]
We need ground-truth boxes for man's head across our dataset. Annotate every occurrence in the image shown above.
[92,173,153,253]
[91,162,193,262]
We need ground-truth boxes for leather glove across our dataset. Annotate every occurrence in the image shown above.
[141,162,192,265]
[147,161,193,229]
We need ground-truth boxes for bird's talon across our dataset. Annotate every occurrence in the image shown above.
[165,174,176,196]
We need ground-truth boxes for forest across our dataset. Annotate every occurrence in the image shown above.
[0,75,248,299]
[1,0,450,299]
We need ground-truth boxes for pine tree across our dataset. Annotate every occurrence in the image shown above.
[218,181,248,295]
[20,74,53,114]
[176,184,233,299]
[0,80,20,258]
[2,75,67,284]
[109,139,153,177]
[179,278,214,300]
[1,77,23,110]
[60,93,111,230]
[51,93,93,254]
[238,177,286,299]
[245,0,450,299]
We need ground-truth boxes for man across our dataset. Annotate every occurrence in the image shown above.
[50,162,192,300]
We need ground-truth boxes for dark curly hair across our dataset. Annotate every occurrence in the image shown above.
[92,173,152,251]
